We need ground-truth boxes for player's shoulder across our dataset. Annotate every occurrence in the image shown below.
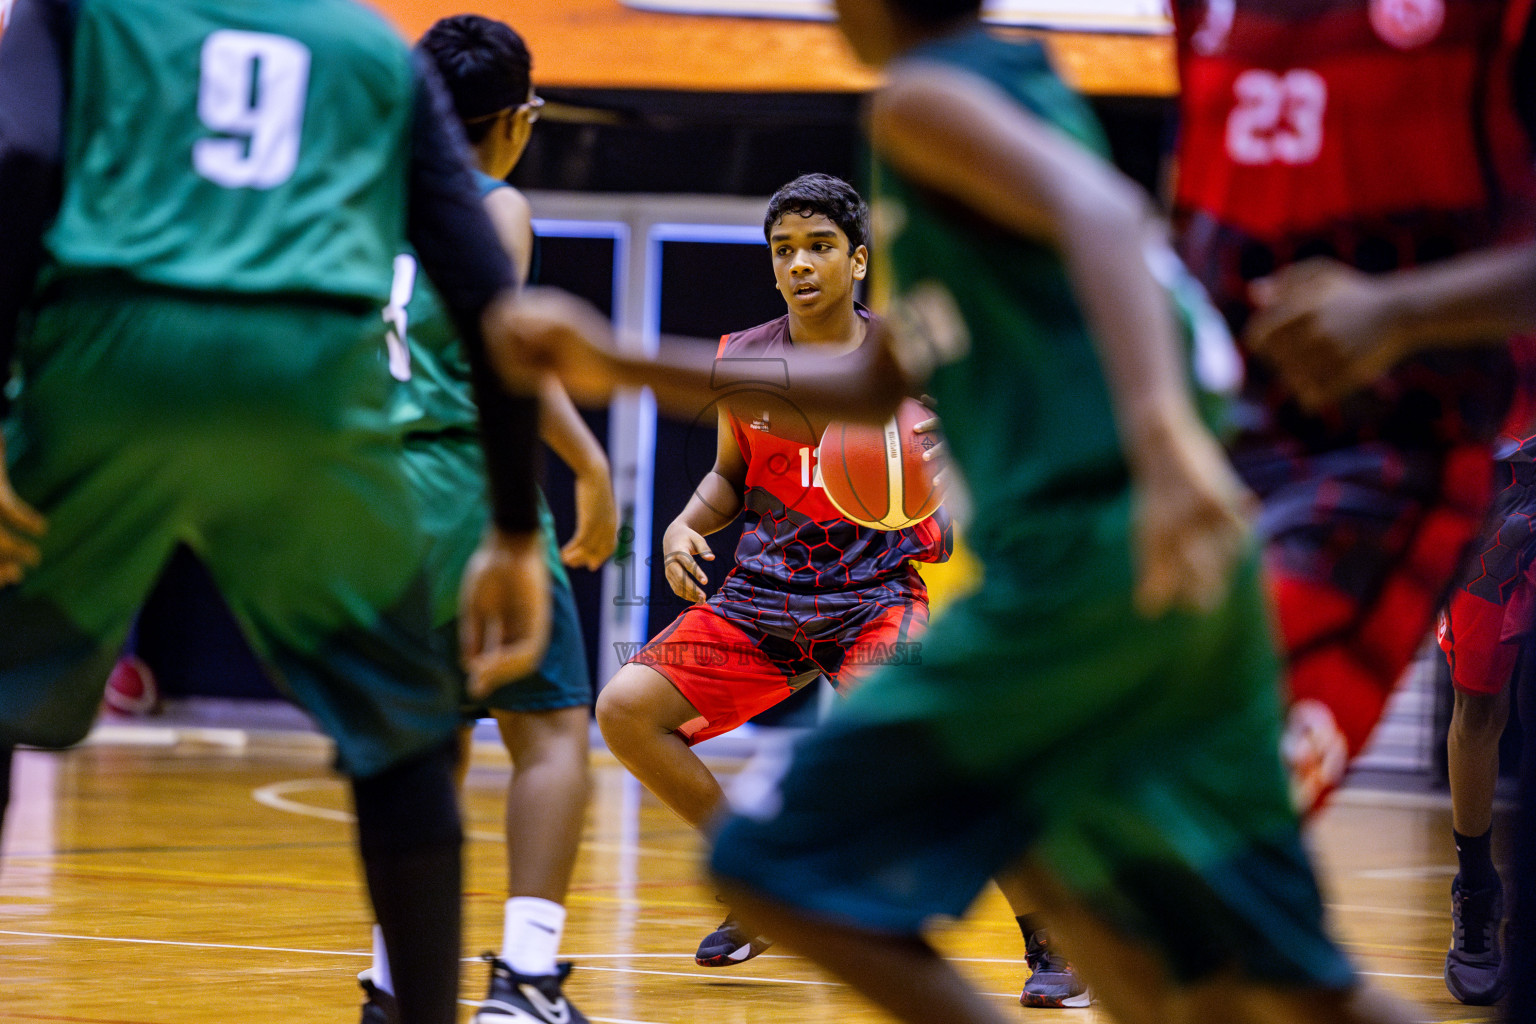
[717,313,792,359]
[281,0,412,73]
[474,170,514,198]
[318,0,405,40]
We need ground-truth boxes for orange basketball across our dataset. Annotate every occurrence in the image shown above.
[818,398,945,531]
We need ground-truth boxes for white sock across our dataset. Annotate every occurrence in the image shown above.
[371,924,393,995]
[502,897,566,977]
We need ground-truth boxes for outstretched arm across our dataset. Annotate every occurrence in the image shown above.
[1246,244,1536,408]
[498,287,912,427]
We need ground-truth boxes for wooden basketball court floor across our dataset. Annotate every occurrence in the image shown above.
[0,719,1512,1024]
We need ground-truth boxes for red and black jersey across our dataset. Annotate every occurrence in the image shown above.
[1497,334,1536,460]
[714,312,951,595]
[1172,0,1536,333]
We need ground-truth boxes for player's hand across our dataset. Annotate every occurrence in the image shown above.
[1246,258,1409,409]
[561,467,619,571]
[0,437,46,587]
[459,528,551,700]
[912,412,949,488]
[495,287,624,408]
[662,524,713,604]
[1128,407,1256,617]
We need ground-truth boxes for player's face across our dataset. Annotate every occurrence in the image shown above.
[769,212,868,318]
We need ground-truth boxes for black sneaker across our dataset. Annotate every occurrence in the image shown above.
[695,913,773,967]
[1446,874,1508,1005]
[472,954,589,1024]
[357,970,399,1024]
[1021,929,1090,1009]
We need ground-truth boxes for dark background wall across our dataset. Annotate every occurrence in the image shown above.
[514,90,1175,198]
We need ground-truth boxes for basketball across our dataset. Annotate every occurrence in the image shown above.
[818,398,945,530]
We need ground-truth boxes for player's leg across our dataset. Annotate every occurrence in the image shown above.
[496,705,591,903]
[469,705,592,1024]
[1011,860,1422,1024]
[992,870,1089,1008]
[1250,439,1496,813]
[597,659,783,968]
[0,284,193,757]
[596,605,794,829]
[1507,645,1536,1024]
[1433,464,1536,1003]
[1448,688,1510,840]
[718,881,1013,1024]
[1445,686,1511,1004]
[707,699,1035,1013]
[197,300,467,1024]
[351,740,462,1024]
[828,593,1088,1006]
[601,605,802,967]
[360,719,471,1021]
[596,662,721,828]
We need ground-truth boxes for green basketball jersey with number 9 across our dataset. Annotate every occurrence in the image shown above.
[45,0,413,306]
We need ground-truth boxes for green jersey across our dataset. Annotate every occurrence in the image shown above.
[386,172,510,440]
[874,28,1229,596]
[45,0,412,304]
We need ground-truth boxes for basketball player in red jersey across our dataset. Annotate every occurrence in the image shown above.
[1170,0,1536,815]
[594,173,953,968]
[1241,229,1536,1011]
[1238,233,1536,1004]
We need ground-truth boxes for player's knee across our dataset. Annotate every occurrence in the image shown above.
[595,685,642,751]
[596,673,656,739]
[1451,690,1509,741]
[498,706,591,773]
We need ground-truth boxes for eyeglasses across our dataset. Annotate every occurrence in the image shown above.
[465,95,545,128]
[517,95,545,124]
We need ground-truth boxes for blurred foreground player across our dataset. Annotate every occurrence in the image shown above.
[0,2,549,1023]
[503,1,1425,1021]
[1170,0,1536,812]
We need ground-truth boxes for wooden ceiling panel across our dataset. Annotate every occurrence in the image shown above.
[364,0,1176,96]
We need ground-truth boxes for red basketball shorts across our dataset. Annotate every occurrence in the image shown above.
[1439,459,1536,696]
[629,578,927,746]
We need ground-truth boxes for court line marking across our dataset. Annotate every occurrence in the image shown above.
[0,937,687,1023]
[254,778,1459,917]
[1326,903,1442,920]
[1352,865,1457,881]
[0,931,1438,1001]
[251,779,696,859]
[0,929,368,957]
[0,931,1025,1000]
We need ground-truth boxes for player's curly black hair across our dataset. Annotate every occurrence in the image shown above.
[417,15,532,144]
[885,0,983,25]
[763,173,870,253]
